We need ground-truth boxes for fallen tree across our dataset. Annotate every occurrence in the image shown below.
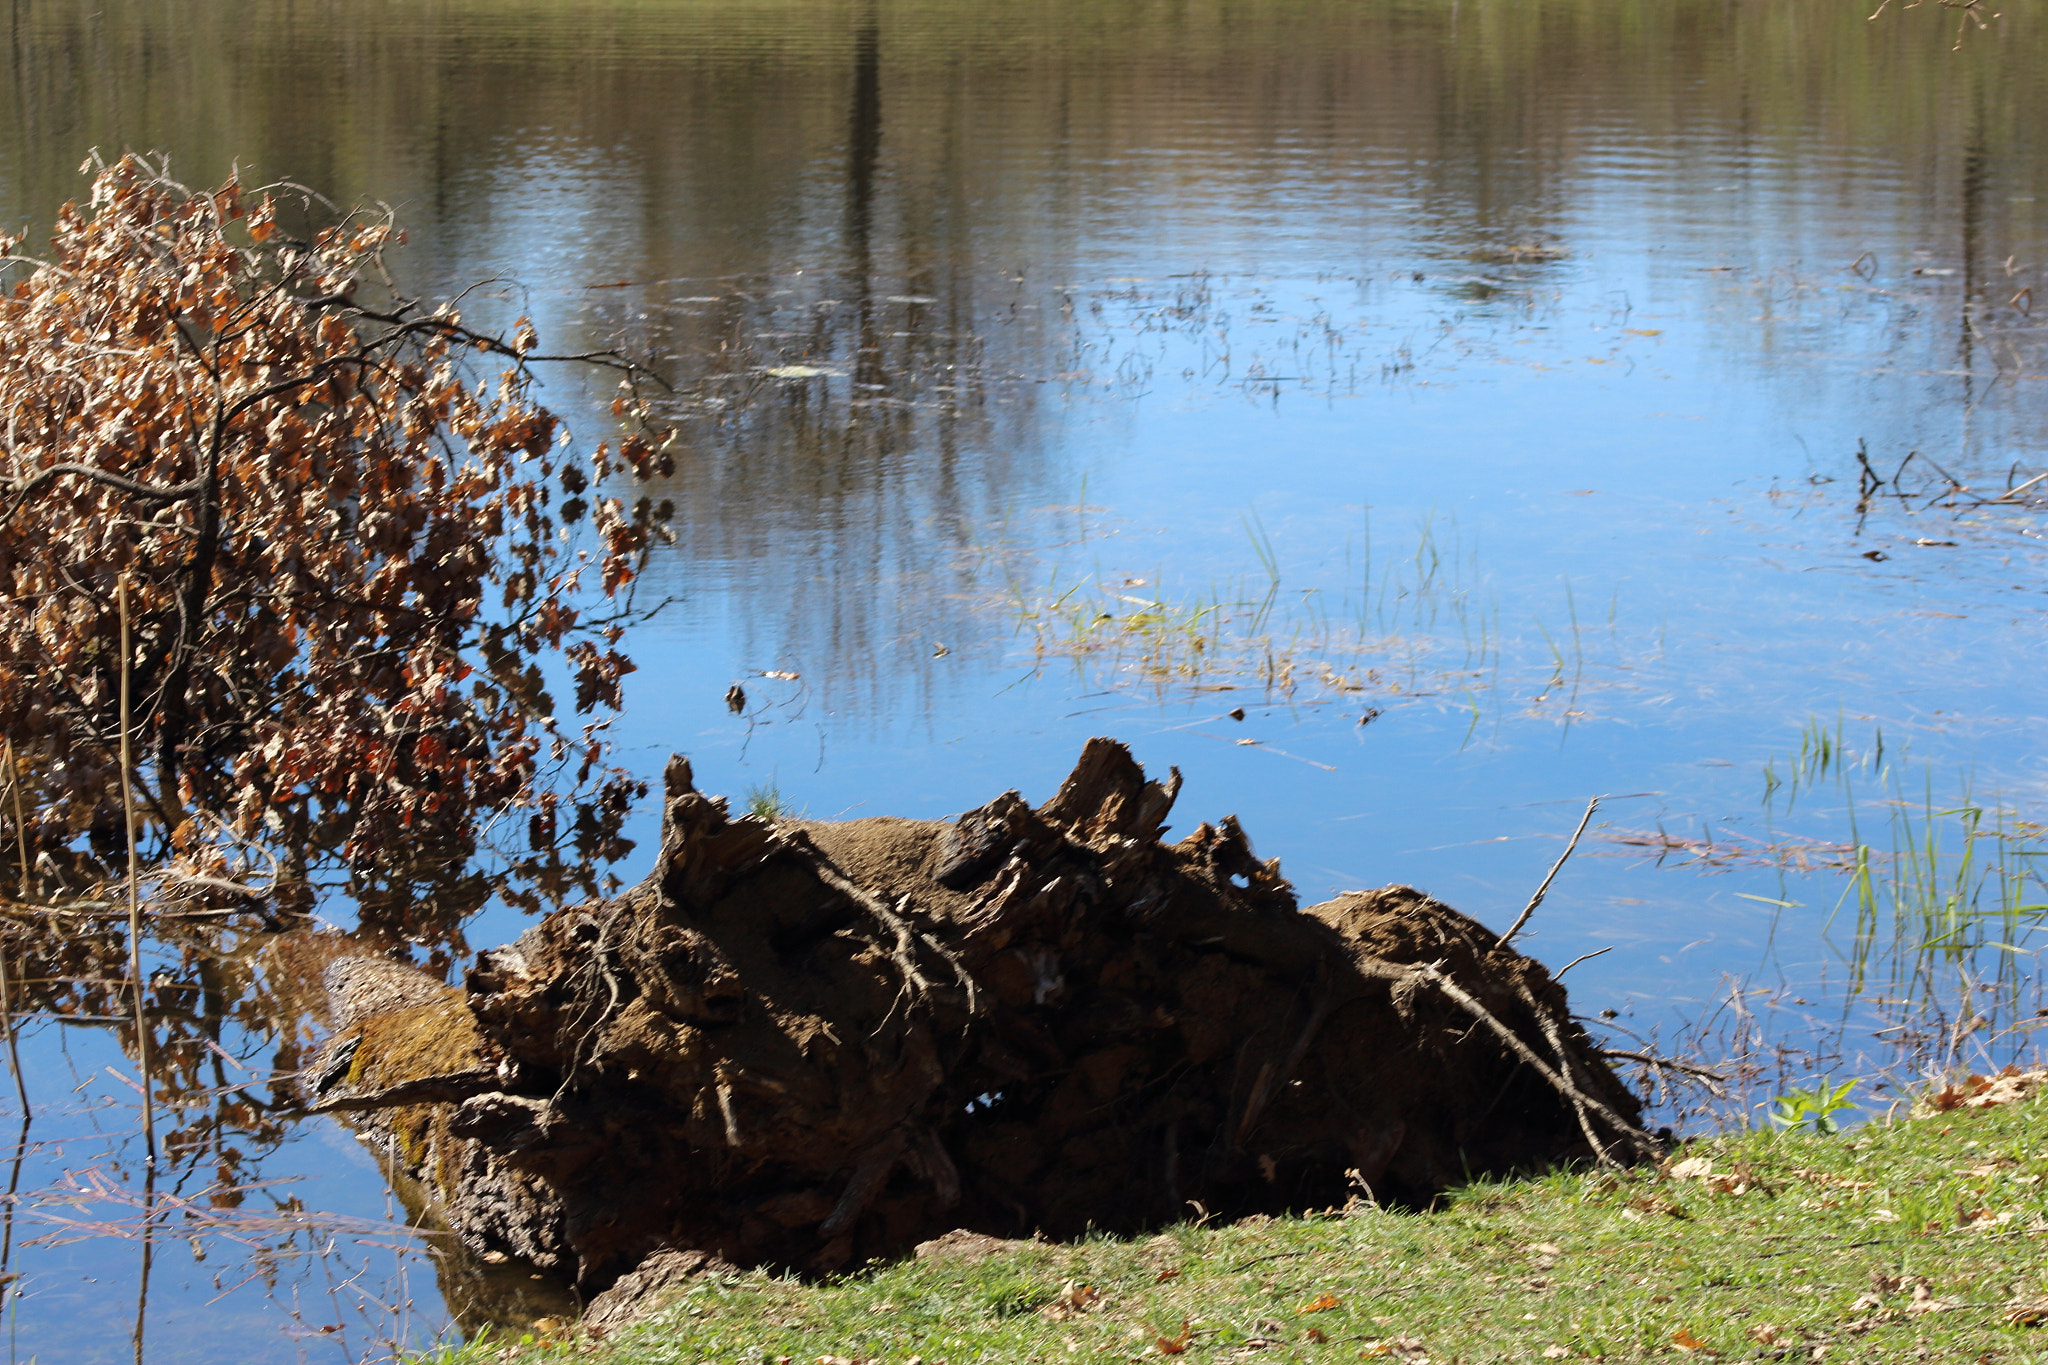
[311,739,1652,1326]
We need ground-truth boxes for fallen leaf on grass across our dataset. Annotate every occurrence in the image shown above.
[1156,1320,1194,1355]
[1918,1066,2048,1113]
[1304,1328,1328,1344]
[1297,1294,1341,1314]
[2005,1297,2048,1326]
[1904,1282,1959,1315]
[1041,1281,1104,1320]
[1358,1337,1428,1362]
[1156,1268,1182,1284]
[1542,1348,1571,1360]
[1670,1327,1713,1353]
[1747,1325,1786,1345]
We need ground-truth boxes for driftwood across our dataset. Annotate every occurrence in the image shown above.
[313,739,1650,1325]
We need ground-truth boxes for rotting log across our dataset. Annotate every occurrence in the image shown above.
[312,738,1652,1315]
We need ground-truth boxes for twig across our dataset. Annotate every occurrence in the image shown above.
[1914,452,1968,498]
[1553,946,1612,978]
[791,831,982,1021]
[133,1156,155,1365]
[0,951,25,1125]
[1971,470,2046,505]
[1382,959,1659,1165]
[1597,1049,1731,1095]
[119,581,158,1365]
[0,740,28,1122]
[3,737,26,899]
[117,583,157,1173]
[1500,795,1600,947]
[1229,1250,1311,1272]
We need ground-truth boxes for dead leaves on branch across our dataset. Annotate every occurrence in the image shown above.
[0,152,671,917]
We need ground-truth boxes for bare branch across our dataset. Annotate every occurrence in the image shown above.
[1500,794,1601,947]
[1,465,205,527]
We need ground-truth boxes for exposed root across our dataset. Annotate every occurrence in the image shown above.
[313,738,1648,1314]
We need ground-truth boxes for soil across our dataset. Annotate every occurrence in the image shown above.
[313,738,1649,1329]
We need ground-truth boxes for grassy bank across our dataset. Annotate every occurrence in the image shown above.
[430,1075,2048,1365]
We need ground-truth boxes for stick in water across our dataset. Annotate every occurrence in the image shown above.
[0,739,29,1118]
[119,582,159,1365]
[1500,794,1601,948]
[4,736,27,900]
[117,584,156,1168]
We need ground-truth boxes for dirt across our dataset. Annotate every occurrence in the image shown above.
[314,738,1649,1326]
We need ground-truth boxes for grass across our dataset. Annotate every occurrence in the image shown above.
[1604,718,2048,1088]
[424,1079,2048,1364]
[744,782,798,821]
[1756,718,2048,1055]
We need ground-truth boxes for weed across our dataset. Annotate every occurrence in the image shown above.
[744,782,796,821]
[1767,1076,1860,1134]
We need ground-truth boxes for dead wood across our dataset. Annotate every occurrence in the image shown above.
[312,738,1650,1315]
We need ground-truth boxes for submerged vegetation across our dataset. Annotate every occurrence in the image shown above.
[996,509,1573,715]
[1592,717,2048,1121]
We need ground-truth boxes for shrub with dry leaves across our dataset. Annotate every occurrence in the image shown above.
[0,152,671,922]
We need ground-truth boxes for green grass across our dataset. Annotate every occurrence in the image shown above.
[424,1083,2048,1364]
[743,782,797,821]
[1753,717,2048,1051]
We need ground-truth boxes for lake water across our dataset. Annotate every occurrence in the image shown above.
[3,0,2046,1358]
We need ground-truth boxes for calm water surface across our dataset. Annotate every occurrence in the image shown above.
[3,1,2047,1358]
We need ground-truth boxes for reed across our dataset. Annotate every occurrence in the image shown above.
[1754,719,2048,1057]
